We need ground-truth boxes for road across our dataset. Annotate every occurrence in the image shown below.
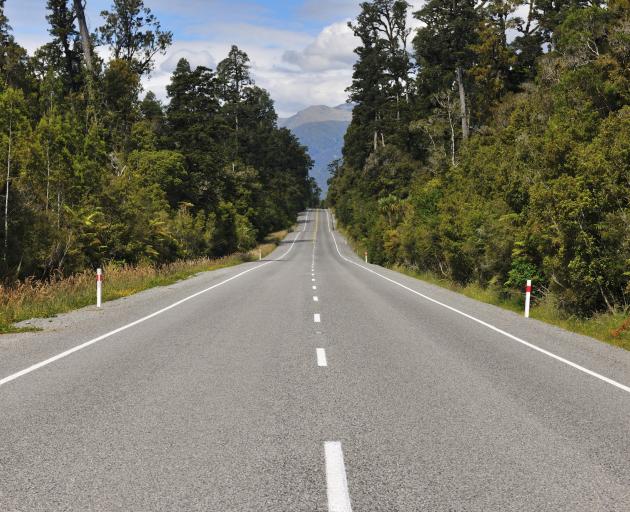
[1,209,629,511]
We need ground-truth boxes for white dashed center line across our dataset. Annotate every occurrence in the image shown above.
[313,296,319,302]
[317,348,328,367]
[325,442,352,512]
[314,314,321,323]
[313,285,317,290]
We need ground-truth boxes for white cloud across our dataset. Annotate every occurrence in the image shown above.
[282,21,357,72]
[256,68,353,117]
[142,18,357,116]
[7,0,429,117]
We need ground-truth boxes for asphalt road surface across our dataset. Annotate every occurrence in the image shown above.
[1,209,629,511]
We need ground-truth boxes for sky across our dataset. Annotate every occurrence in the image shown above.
[5,0,424,117]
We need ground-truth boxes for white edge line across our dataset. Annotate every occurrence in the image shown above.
[0,214,308,389]
[317,348,328,367]
[325,441,352,512]
[325,210,630,395]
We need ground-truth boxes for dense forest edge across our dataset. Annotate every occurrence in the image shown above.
[1,230,288,333]
[0,0,319,287]
[328,0,629,343]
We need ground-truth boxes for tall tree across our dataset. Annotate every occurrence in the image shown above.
[217,45,253,161]
[414,0,479,140]
[97,0,173,76]
[45,0,82,91]
[345,0,413,169]
[0,3,316,282]
[0,88,29,264]
[165,58,225,206]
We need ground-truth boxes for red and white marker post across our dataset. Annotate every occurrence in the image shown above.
[524,279,532,318]
[96,268,103,308]
[364,251,368,264]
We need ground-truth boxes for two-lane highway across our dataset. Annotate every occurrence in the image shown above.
[1,210,629,511]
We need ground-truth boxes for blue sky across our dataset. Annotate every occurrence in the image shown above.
[5,0,423,116]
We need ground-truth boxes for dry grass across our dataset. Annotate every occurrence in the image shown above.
[394,265,630,350]
[0,231,289,334]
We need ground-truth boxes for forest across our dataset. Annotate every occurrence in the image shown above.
[328,0,629,318]
[0,0,319,283]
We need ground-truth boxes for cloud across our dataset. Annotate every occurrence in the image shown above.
[298,0,360,22]
[282,21,357,72]
[141,17,357,116]
[160,48,216,73]
[6,0,428,117]
[255,67,353,118]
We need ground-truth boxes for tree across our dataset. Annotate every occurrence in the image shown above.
[0,88,30,265]
[0,0,31,90]
[165,58,225,207]
[97,0,173,76]
[217,45,252,112]
[0,3,315,282]
[101,58,141,151]
[73,0,95,74]
[329,1,629,317]
[414,0,479,141]
[345,0,413,169]
[217,45,253,160]
[45,0,82,91]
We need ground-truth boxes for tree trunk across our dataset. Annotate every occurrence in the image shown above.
[447,93,456,166]
[57,188,61,228]
[73,0,93,73]
[456,67,469,141]
[74,0,97,123]
[4,115,12,262]
[45,143,50,211]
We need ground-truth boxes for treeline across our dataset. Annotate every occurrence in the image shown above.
[0,0,318,282]
[328,0,629,316]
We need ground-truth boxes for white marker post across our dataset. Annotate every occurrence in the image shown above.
[259,248,262,261]
[96,268,103,308]
[364,251,368,264]
[524,279,532,318]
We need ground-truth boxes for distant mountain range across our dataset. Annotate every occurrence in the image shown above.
[279,105,353,193]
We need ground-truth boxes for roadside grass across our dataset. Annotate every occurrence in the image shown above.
[338,227,630,351]
[0,230,288,334]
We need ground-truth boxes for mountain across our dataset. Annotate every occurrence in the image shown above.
[279,105,352,193]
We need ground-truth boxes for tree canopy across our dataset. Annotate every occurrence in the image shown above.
[0,0,318,282]
[329,0,629,316]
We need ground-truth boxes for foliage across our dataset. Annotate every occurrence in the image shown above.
[329,0,629,318]
[0,1,316,286]
[0,228,288,333]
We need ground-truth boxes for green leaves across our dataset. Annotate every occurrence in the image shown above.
[0,6,314,283]
[97,0,173,76]
[330,2,629,317]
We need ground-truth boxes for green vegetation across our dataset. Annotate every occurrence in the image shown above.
[0,0,319,287]
[329,0,629,343]
[0,230,288,333]
[340,227,630,350]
